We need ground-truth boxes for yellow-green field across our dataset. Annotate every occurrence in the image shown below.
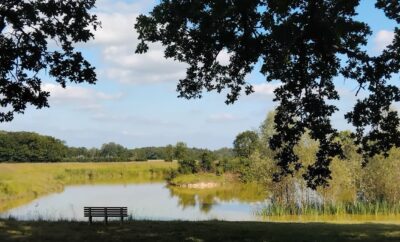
[169,172,230,186]
[0,161,177,211]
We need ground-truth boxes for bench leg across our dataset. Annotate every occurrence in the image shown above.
[89,216,92,224]
[105,216,108,224]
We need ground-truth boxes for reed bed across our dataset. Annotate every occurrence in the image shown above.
[258,201,400,216]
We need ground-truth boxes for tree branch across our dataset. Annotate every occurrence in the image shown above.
[0,15,5,33]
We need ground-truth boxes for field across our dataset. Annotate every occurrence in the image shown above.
[1,219,400,242]
[0,161,177,211]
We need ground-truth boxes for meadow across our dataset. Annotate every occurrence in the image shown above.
[0,161,177,211]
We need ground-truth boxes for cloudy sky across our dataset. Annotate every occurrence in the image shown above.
[1,0,398,149]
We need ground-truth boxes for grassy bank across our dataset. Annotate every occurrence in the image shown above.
[1,219,400,242]
[169,173,231,187]
[0,161,177,211]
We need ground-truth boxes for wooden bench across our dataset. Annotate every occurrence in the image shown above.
[84,207,128,224]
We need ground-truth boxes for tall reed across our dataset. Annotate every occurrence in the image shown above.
[258,201,400,216]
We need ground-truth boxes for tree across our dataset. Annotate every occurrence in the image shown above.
[99,142,129,161]
[0,1,99,122]
[164,144,175,161]
[233,131,259,159]
[200,151,216,172]
[259,110,276,157]
[68,147,89,161]
[0,131,67,162]
[178,158,199,174]
[213,147,234,159]
[135,0,400,188]
[174,142,188,160]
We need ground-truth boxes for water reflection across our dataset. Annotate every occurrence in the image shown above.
[0,183,267,221]
[168,183,267,213]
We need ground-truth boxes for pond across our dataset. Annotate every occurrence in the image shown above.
[2,182,400,223]
[0,182,268,221]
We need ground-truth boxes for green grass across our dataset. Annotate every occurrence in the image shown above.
[1,219,400,242]
[0,161,177,211]
[169,173,231,186]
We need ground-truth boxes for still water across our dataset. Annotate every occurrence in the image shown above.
[0,183,267,221]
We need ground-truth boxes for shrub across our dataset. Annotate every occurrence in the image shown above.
[200,151,216,172]
[178,159,199,174]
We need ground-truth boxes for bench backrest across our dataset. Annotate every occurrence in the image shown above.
[84,207,128,217]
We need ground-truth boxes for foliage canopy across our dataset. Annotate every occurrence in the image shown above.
[0,0,99,121]
[233,130,259,159]
[135,0,400,188]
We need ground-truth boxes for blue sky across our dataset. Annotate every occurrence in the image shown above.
[1,0,398,149]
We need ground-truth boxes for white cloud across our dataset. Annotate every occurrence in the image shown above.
[43,83,123,111]
[93,13,137,45]
[86,1,187,85]
[374,30,395,52]
[216,49,232,66]
[101,45,187,84]
[253,83,281,96]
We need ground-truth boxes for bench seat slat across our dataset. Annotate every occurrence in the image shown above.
[84,212,127,214]
[85,211,128,213]
[84,207,127,209]
[84,215,128,216]
[84,208,127,211]
[84,210,128,212]
[85,212,127,214]
[84,212,128,214]
[84,210,127,212]
[84,211,128,213]
[84,209,127,211]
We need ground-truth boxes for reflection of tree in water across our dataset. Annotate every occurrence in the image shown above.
[169,190,197,209]
[168,187,217,214]
[199,194,215,213]
[168,183,267,214]
[200,201,213,213]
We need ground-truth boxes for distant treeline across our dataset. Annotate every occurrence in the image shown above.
[0,131,233,162]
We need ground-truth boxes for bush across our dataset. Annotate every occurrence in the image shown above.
[178,159,199,174]
[217,157,242,173]
[165,169,179,181]
[200,151,216,172]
